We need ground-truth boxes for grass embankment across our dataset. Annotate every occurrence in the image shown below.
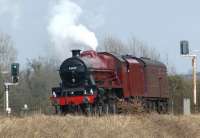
[0,114,199,138]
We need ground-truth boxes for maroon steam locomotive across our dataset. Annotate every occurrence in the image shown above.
[50,50,169,114]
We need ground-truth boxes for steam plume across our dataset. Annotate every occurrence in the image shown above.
[47,0,98,58]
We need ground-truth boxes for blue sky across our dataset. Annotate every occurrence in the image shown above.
[0,0,199,73]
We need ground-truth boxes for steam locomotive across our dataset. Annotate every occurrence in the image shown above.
[51,50,169,114]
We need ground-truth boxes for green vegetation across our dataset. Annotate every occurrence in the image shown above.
[168,75,200,114]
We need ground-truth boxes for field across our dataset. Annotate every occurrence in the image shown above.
[0,114,199,138]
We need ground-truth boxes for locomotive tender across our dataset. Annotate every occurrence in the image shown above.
[51,50,169,114]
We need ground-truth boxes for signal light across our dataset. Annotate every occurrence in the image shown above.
[11,63,19,83]
[180,40,189,55]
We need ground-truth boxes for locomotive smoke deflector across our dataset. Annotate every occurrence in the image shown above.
[72,49,81,57]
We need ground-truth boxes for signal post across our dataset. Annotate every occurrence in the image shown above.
[4,63,19,115]
[4,82,18,115]
[180,41,198,112]
[192,56,197,107]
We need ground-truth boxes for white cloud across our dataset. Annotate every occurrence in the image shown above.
[0,0,21,28]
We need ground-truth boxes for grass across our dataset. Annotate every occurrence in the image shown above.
[0,113,199,138]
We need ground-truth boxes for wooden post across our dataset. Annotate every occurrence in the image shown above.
[192,56,197,112]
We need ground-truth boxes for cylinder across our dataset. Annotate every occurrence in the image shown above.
[72,49,81,57]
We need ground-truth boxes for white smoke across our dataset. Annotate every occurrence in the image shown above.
[47,0,98,59]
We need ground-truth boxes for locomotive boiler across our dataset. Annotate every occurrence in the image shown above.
[51,50,169,114]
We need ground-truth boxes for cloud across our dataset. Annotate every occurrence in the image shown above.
[0,0,21,28]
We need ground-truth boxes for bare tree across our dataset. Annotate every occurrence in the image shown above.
[98,36,160,61]
[0,33,17,72]
[97,36,127,54]
[9,57,60,114]
[0,33,17,113]
[128,37,160,60]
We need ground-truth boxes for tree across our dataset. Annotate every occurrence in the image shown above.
[9,57,60,114]
[0,33,17,72]
[0,33,17,113]
[98,36,127,54]
[128,37,160,60]
[97,36,160,61]
[168,75,185,114]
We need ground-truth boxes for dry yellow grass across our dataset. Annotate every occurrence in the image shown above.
[0,113,199,138]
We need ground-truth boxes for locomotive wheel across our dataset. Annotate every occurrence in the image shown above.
[85,104,92,116]
[110,102,117,114]
[58,105,66,115]
[80,103,93,116]
[157,101,165,114]
[97,105,103,116]
[102,101,117,115]
[53,105,59,115]
[159,101,168,114]
[101,102,117,115]
[146,101,156,113]
[144,101,151,112]
[103,103,109,115]
[165,101,169,113]
[93,104,103,116]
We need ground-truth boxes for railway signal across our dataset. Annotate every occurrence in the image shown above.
[180,41,198,112]
[11,63,19,83]
[180,40,189,55]
[4,63,20,115]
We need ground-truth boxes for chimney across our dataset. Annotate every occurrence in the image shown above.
[72,49,81,57]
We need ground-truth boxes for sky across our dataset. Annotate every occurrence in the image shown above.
[0,0,200,74]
